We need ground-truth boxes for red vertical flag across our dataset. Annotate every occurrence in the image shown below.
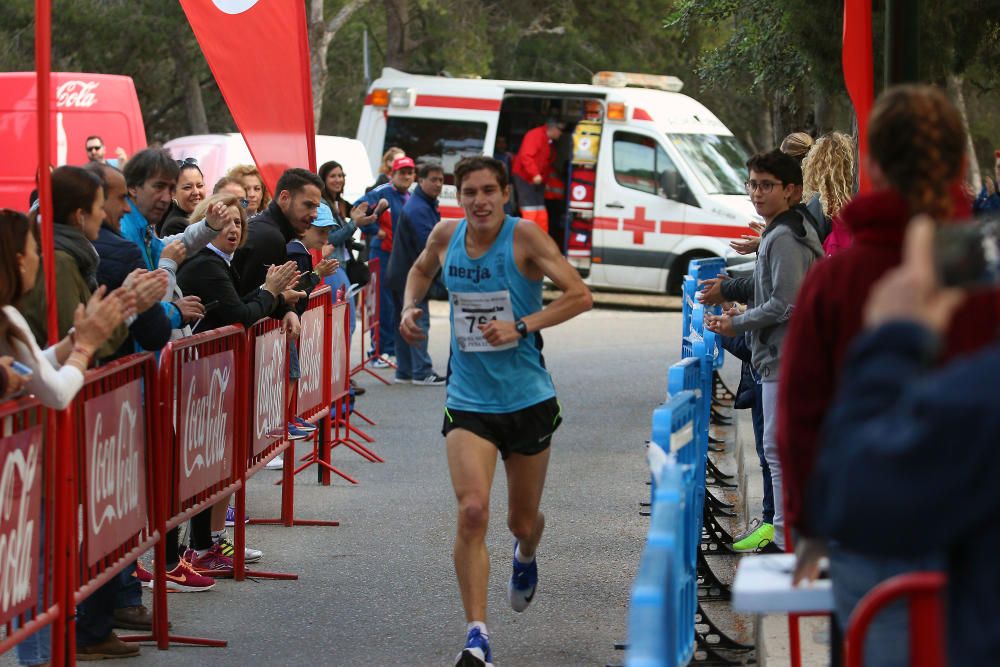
[842,0,874,192]
[179,0,317,192]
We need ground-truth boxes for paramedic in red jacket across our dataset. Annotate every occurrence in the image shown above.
[512,119,565,233]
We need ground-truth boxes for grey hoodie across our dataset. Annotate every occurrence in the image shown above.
[730,208,823,381]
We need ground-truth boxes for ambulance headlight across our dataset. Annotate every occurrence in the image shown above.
[390,88,415,108]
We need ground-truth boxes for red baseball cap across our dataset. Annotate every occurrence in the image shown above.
[391,156,416,172]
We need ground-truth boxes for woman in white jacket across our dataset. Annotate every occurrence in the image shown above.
[0,208,130,667]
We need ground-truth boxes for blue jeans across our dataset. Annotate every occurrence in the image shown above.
[393,295,433,380]
[116,563,142,608]
[719,334,773,525]
[829,545,944,667]
[370,246,395,357]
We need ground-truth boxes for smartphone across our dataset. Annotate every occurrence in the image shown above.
[935,218,1000,288]
[203,300,220,313]
[10,360,32,376]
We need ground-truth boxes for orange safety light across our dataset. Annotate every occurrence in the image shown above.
[607,102,626,121]
[370,89,389,107]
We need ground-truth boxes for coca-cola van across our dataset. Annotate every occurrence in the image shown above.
[357,68,757,294]
[0,73,147,210]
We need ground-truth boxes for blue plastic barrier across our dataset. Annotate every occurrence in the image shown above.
[628,391,696,667]
[681,276,697,340]
[688,257,726,286]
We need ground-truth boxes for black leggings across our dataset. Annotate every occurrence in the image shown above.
[164,508,213,567]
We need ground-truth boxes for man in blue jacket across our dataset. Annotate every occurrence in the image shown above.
[386,162,446,385]
[119,148,222,329]
[808,217,1000,667]
[354,155,416,365]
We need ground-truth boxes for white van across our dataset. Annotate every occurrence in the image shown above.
[357,68,757,293]
[163,133,373,204]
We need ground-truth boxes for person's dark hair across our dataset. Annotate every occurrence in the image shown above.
[275,168,323,198]
[123,147,179,189]
[85,135,102,145]
[454,156,509,191]
[746,149,803,187]
[178,162,203,179]
[868,84,965,220]
[52,166,102,227]
[212,176,245,195]
[417,162,444,180]
[0,209,37,350]
[83,161,108,195]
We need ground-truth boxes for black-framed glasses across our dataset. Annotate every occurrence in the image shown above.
[176,157,198,167]
[239,198,249,209]
[744,180,783,194]
[86,145,102,152]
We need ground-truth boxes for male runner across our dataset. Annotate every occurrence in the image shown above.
[400,156,592,667]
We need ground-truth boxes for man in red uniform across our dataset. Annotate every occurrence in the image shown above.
[512,119,565,233]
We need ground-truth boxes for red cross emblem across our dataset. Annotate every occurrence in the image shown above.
[622,206,657,244]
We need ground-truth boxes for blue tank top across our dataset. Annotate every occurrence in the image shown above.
[443,216,556,413]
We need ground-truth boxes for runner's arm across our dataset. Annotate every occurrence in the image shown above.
[400,221,455,342]
[518,221,593,333]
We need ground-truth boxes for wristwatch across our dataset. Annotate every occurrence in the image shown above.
[515,319,528,338]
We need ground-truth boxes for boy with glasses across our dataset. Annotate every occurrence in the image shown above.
[704,149,823,550]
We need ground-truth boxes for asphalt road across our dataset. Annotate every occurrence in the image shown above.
[7,302,697,667]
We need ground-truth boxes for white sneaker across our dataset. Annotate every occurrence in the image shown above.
[265,455,284,470]
[412,373,446,386]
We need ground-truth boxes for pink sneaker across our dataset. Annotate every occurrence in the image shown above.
[133,561,154,588]
[185,544,234,578]
[161,560,216,592]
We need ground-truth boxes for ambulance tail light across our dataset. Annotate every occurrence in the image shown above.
[592,71,684,93]
[389,87,415,108]
[607,102,627,121]
[369,89,390,107]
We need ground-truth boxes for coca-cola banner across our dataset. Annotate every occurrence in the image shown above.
[331,301,349,402]
[0,425,42,626]
[363,259,379,333]
[253,328,286,457]
[177,351,236,501]
[83,380,147,567]
[179,0,316,192]
[296,305,324,413]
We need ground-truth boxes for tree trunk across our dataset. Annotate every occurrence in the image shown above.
[384,0,409,69]
[309,0,373,132]
[771,90,785,146]
[813,90,831,136]
[184,71,209,135]
[947,73,981,188]
[758,93,774,152]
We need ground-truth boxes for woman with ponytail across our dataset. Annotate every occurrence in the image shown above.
[777,85,1000,665]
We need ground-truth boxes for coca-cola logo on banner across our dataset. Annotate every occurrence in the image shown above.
[253,329,286,456]
[83,380,147,567]
[296,306,323,411]
[178,351,236,501]
[56,80,99,108]
[364,265,378,329]
[0,425,42,626]
[331,302,348,401]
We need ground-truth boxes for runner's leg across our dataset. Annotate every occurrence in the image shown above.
[446,428,499,622]
[504,449,550,559]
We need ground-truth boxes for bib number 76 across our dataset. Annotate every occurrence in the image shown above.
[465,314,497,333]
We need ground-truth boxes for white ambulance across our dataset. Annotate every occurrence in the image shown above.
[356,68,757,294]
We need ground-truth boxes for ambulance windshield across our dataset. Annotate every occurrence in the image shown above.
[667,134,749,196]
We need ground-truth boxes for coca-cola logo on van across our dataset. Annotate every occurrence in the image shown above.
[56,80,99,108]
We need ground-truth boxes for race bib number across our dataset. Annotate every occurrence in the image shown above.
[453,290,517,352]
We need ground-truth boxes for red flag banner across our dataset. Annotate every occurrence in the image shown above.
[842,0,874,192]
[179,0,317,193]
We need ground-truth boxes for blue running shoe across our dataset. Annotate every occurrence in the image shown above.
[455,627,493,667]
[293,416,317,433]
[508,541,538,612]
[285,422,309,441]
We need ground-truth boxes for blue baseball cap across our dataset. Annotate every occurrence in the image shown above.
[312,202,336,227]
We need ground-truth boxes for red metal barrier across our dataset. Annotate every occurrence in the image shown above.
[351,256,392,386]
[73,354,160,655]
[0,398,62,663]
[330,295,383,465]
[845,571,947,667]
[149,326,246,650]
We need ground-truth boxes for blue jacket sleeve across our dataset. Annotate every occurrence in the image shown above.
[354,190,381,237]
[130,304,171,351]
[161,301,182,328]
[808,322,1000,556]
[327,218,358,247]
